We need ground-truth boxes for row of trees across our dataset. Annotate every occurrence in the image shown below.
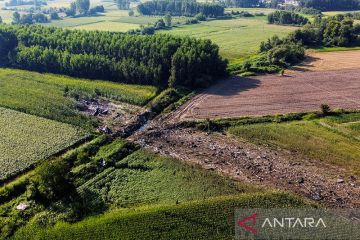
[298,0,360,11]
[234,13,360,74]
[137,0,224,17]
[0,30,17,66]
[287,15,360,47]
[221,0,261,8]
[12,12,49,24]
[268,11,309,26]
[0,24,227,88]
[219,0,360,10]
[5,0,45,7]
[65,0,104,16]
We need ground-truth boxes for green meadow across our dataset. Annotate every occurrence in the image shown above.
[160,16,297,61]
[228,113,360,175]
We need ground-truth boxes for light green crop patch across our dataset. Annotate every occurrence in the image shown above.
[0,107,88,181]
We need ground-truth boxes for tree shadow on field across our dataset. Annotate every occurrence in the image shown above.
[289,55,321,72]
[206,75,261,97]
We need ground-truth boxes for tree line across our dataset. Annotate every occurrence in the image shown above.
[12,12,50,24]
[298,0,360,11]
[0,24,227,88]
[268,11,309,26]
[222,0,261,8]
[232,13,360,75]
[137,0,224,17]
[285,15,360,47]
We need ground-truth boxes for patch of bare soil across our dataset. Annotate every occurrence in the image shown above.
[174,51,360,120]
[76,98,145,133]
[132,124,360,208]
[174,70,360,120]
[291,50,360,72]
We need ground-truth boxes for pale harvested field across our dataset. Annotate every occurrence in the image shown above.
[292,50,360,72]
[177,51,360,119]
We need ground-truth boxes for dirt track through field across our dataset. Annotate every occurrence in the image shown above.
[175,51,360,120]
[132,125,360,208]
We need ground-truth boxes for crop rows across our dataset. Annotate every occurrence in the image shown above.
[0,107,88,181]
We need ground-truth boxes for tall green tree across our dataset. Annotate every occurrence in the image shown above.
[12,11,20,24]
[115,0,130,10]
[164,13,172,27]
[66,2,77,16]
[76,0,90,15]
[0,24,227,87]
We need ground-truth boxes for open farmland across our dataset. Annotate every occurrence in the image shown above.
[159,16,297,60]
[0,107,87,181]
[0,68,157,128]
[176,51,360,119]
[293,50,360,71]
[42,10,189,32]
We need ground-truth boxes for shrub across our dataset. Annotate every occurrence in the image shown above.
[321,104,331,115]
[29,158,75,203]
[195,13,206,21]
[268,10,309,26]
[267,43,305,67]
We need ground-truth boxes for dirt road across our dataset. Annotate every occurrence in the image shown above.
[174,51,360,120]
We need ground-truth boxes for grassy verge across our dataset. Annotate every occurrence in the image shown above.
[13,192,309,240]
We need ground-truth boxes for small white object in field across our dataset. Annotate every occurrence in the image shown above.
[16,202,29,211]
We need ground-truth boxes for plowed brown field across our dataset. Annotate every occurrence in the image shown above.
[176,51,360,119]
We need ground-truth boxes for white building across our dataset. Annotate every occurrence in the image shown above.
[284,0,300,6]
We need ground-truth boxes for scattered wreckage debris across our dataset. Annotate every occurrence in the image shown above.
[132,124,360,208]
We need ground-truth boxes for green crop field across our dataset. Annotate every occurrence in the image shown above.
[0,107,87,181]
[42,9,189,32]
[0,68,157,128]
[0,137,308,239]
[13,192,307,240]
[228,113,360,175]
[159,16,297,61]
[78,149,248,207]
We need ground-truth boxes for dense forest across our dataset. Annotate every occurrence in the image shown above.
[298,0,360,11]
[0,30,17,65]
[0,25,227,88]
[220,0,360,10]
[222,0,261,8]
[268,11,309,26]
[137,0,224,17]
